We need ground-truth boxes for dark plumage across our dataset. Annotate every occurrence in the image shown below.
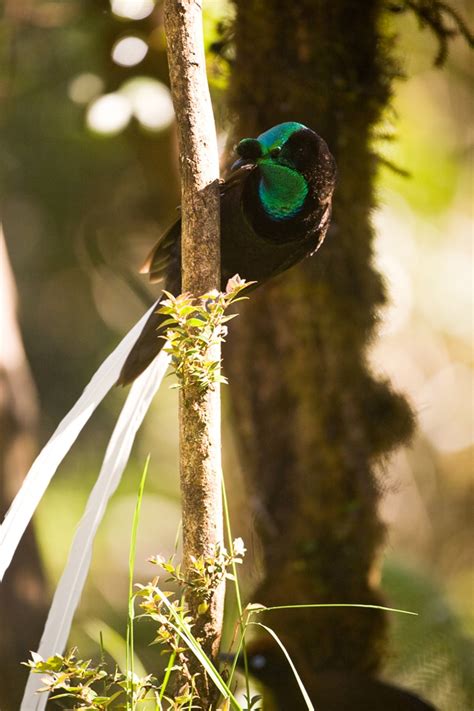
[118,122,336,385]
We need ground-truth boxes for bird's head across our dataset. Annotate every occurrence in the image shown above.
[232,122,336,221]
[233,122,318,176]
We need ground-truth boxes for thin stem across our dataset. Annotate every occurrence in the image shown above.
[159,652,177,702]
[221,476,251,700]
[127,456,150,709]
[259,603,418,616]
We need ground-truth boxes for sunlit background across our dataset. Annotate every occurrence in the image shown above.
[370,17,473,702]
[0,0,472,709]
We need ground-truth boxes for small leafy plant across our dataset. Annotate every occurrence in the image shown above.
[24,649,158,709]
[26,542,415,710]
[26,542,247,710]
[150,538,246,615]
[159,275,254,392]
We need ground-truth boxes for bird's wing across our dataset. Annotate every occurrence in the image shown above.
[308,201,333,256]
[140,164,255,284]
[140,218,181,284]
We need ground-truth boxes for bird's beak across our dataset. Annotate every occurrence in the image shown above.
[230,157,255,172]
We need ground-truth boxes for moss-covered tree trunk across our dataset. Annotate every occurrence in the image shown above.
[224,0,414,690]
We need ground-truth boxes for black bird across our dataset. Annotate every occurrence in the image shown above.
[118,122,336,385]
[225,638,437,711]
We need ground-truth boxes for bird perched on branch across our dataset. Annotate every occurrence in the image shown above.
[118,122,336,385]
[226,637,437,711]
[0,124,335,696]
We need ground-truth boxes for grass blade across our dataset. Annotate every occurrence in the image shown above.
[84,619,148,678]
[126,455,151,709]
[221,476,250,698]
[250,622,314,711]
[152,586,242,710]
[258,603,417,616]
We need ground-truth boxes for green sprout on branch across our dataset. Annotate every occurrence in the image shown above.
[149,538,246,615]
[159,275,254,392]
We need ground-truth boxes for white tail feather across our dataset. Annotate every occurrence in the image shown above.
[21,349,170,710]
[0,304,157,581]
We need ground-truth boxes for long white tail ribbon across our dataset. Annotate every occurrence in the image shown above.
[0,304,157,581]
[21,348,170,710]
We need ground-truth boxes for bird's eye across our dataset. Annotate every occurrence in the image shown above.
[269,146,282,158]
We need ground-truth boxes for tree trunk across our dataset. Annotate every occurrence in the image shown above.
[224,0,414,689]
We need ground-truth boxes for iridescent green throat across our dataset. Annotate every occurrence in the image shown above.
[258,162,309,221]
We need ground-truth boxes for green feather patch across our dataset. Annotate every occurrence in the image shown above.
[258,161,308,220]
[257,122,307,151]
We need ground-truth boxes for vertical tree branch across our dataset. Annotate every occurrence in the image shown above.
[163,1,223,705]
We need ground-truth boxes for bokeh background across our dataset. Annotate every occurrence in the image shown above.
[0,1,472,709]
